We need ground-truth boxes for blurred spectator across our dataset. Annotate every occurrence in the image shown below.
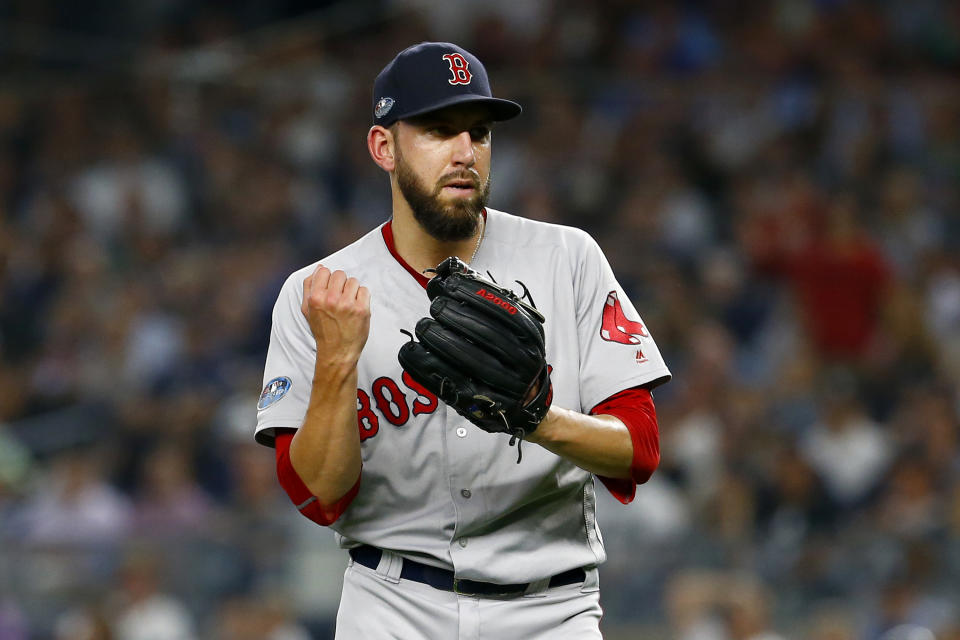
[0,597,27,640]
[665,570,786,640]
[754,444,838,592]
[861,580,957,640]
[53,605,113,640]
[13,446,132,546]
[110,552,197,640]
[132,442,213,538]
[68,121,187,243]
[799,371,892,508]
[873,453,943,541]
[208,596,311,640]
[121,296,186,393]
[745,188,892,362]
[806,605,857,640]
[923,256,960,384]
[0,426,31,500]
[876,167,944,281]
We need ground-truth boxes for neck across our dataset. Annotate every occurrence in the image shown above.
[390,202,484,276]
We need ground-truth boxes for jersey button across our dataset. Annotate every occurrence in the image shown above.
[460,489,472,499]
[458,538,468,548]
[456,427,467,438]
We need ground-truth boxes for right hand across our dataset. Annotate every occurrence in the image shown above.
[301,265,371,369]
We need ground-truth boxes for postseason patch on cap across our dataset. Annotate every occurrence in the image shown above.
[374,97,395,119]
[258,376,292,410]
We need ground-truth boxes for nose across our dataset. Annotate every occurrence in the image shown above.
[450,130,475,167]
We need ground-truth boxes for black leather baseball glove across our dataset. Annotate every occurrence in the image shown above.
[398,257,552,461]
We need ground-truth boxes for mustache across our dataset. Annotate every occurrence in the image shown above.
[435,171,482,191]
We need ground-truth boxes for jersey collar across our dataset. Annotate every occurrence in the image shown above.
[380,209,488,290]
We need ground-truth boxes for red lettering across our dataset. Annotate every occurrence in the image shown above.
[402,371,439,416]
[475,288,518,314]
[372,377,410,426]
[356,374,442,442]
[357,389,379,441]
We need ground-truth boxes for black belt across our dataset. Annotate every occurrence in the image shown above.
[349,545,586,597]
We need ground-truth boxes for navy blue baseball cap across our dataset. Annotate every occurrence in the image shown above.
[372,42,522,127]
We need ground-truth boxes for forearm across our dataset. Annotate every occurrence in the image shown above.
[289,360,363,504]
[525,406,633,479]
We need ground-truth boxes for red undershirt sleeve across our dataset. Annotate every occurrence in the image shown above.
[274,430,361,526]
[590,386,660,505]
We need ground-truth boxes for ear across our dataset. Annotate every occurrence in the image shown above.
[367,125,396,172]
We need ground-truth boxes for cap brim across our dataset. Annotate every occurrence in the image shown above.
[389,94,522,125]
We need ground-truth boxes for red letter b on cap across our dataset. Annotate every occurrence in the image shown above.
[443,53,472,85]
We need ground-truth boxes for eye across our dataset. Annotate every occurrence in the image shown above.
[428,125,454,137]
[470,126,491,141]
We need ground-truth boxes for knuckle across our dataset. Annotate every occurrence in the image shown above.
[312,286,330,302]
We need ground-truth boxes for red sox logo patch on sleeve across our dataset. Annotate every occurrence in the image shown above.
[600,291,648,345]
[442,53,472,85]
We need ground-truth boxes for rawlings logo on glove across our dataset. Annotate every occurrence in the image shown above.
[397,257,552,462]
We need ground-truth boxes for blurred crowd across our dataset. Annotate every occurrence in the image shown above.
[1,0,959,638]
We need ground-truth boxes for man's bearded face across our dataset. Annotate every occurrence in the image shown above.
[395,144,491,242]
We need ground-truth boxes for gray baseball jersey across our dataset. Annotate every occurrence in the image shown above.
[255,208,670,584]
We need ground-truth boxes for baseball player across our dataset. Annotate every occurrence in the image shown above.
[255,42,671,639]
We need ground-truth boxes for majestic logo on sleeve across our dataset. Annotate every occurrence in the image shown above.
[258,376,292,410]
[442,53,472,85]
[600,291,648,344]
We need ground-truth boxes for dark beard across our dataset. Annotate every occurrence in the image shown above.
[396,156,490,242]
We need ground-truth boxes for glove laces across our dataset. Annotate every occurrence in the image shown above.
[507,429,525,463]
[490,409,525,464]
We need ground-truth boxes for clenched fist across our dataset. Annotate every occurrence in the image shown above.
[301,265,371,370]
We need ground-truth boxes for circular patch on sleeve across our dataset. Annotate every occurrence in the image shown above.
[258,376,292,410]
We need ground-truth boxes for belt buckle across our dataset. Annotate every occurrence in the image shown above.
[453,579,486,596]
